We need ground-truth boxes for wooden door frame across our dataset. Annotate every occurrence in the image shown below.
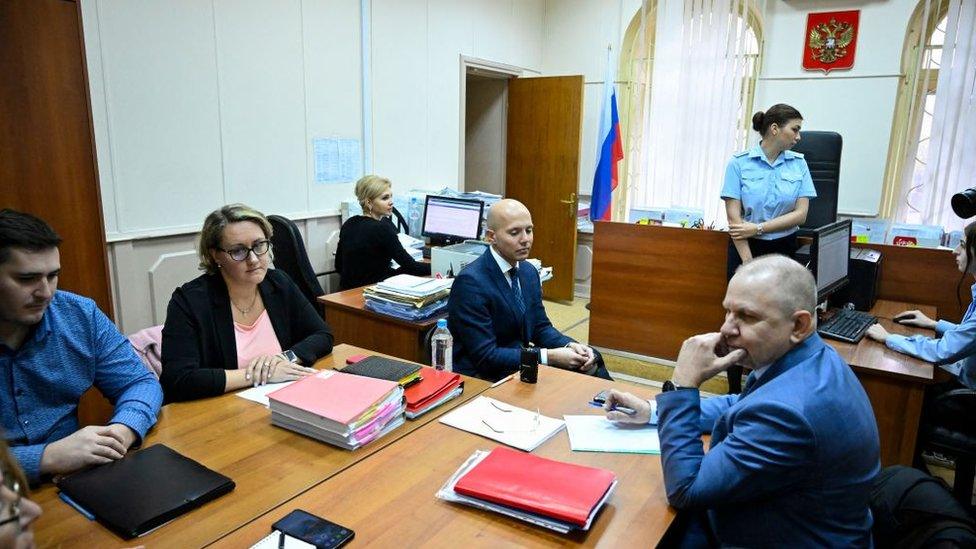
[457,56,524,189]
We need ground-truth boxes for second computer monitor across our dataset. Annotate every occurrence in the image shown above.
[422,195,484,246]
[809,219,852,303]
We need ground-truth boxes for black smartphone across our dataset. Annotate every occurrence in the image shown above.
[272,509,354,549]
[519,348,538,384]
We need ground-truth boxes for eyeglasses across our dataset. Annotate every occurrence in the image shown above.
[481,401,540,434]
[218,240,272,262]
[0,470,21,530]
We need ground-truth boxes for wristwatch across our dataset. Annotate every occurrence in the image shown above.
[278,349,298,363]
[662,380,691,392]
[756,223,765,237]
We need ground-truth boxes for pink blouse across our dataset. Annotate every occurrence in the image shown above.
[234,310,283,369]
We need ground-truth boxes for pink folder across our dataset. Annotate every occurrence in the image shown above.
[268,370,398,425]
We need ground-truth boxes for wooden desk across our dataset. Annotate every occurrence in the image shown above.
[826,301,950,466]
[320,286,444,364]
[214,367,675,547]
[33,344,490,548]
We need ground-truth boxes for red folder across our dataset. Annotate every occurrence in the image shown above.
[404,367,462,413]
[267,370,398,425]
[453,446,616,526]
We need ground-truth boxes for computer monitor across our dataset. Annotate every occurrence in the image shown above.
[421,195,485,246]
[806,219,852,303]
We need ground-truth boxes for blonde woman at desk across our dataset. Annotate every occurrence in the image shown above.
[866,221,976,395]
[335,175,430,290]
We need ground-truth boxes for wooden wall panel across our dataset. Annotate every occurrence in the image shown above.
[0,0,112,316]
[589,222,728,360]
[1,0,115,424]
[863,243,970,322]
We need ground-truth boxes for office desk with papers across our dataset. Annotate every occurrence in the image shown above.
[33,344,491,548]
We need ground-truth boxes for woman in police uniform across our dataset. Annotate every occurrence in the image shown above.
[721,103,816,278]
[720,103,815,393]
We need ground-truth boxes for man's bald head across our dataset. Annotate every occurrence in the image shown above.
[486,199,534,264]
[487,199,532,232]
[732,254,816,318]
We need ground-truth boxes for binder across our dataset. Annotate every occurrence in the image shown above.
[268,370,400,430]
[55,444,235,539]
[404,367,462,412]
[452,446,616,527]
[340,356,422,386]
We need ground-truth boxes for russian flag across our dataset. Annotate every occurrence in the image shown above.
[590,57,623,222]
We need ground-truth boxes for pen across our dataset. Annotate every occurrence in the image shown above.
[278,530,285,549]
[490,373,515,388]
[59,492,95,520]
[587,401,637,415]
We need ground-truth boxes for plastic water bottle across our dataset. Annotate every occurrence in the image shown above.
[431,319,453,371]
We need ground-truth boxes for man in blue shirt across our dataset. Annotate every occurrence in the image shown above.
[606,255,879,547]
[0,210,162,482]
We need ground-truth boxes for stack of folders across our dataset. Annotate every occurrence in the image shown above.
[437,447,617,534]
[268,370,405,450]
[342,355,423,386]
[404,366,463,419]
[363,274,452,321]
[342,356,464,419]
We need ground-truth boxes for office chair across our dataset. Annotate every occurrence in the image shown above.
[267,215,326,310]
[917,388,976,508]
[385,206,410,234]
[792,131,842,229]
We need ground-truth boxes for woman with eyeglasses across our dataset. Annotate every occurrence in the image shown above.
[160,204,334,402]
[0,439,40,549]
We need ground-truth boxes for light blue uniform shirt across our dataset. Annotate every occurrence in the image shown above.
[886,282,976,389]
[720,144,817,240]
[0,291,162,481]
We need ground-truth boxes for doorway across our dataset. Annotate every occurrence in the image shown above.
[460,58,520,195]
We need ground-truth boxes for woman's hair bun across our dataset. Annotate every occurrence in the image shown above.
[751,111,765,132]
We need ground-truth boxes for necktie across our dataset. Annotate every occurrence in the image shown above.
[510,267,525,315]
[739,371,758,398]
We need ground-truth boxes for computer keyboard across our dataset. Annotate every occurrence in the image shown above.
[818,308,878,344]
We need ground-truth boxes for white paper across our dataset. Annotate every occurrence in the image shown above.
[438,396,565,452]
[250,530,315,549]
[236,380,296,407]
[313,137,362,184]
[563,415,660,454]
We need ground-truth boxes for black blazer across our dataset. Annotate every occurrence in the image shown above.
[335,216,430,290]
[160,269,334,402]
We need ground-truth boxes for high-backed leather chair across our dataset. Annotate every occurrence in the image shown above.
[267,215,325,310]
[792,131,842,229]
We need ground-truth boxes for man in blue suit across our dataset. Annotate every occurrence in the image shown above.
[448,199,611,381]
[607,255,879,547]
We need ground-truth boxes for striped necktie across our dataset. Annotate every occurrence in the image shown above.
[509,267,525,315]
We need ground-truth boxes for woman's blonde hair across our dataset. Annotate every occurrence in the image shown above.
[354,175,392,214]
[197,204,273,274]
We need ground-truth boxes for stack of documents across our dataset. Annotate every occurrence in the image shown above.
[268,370,405,450]
[563,415,660,454]
[363,274,452,321]
[404,366,464,419]
[438,396,565,451]
[437,447,617,534]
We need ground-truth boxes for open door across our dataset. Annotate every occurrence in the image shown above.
[505,75,583,302]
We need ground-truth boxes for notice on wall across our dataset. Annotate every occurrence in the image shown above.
[313,137,362,184]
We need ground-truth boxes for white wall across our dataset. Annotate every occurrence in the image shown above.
[370,0,545,192]
[756,0,917,216]
[79,0,547,331]
[541,0,641,197]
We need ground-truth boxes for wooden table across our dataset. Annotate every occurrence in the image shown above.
[214,366,676,548]
[320,286,445,364]
[33,344,490,548]
[826,300,951,466]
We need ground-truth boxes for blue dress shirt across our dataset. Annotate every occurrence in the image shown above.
[0,291,162,481]
[720,144,817,240]
[886,282,976,389]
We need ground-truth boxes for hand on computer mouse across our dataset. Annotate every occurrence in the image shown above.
[892,310,937,330]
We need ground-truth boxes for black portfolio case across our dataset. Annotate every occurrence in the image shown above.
[56,443,235,539]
